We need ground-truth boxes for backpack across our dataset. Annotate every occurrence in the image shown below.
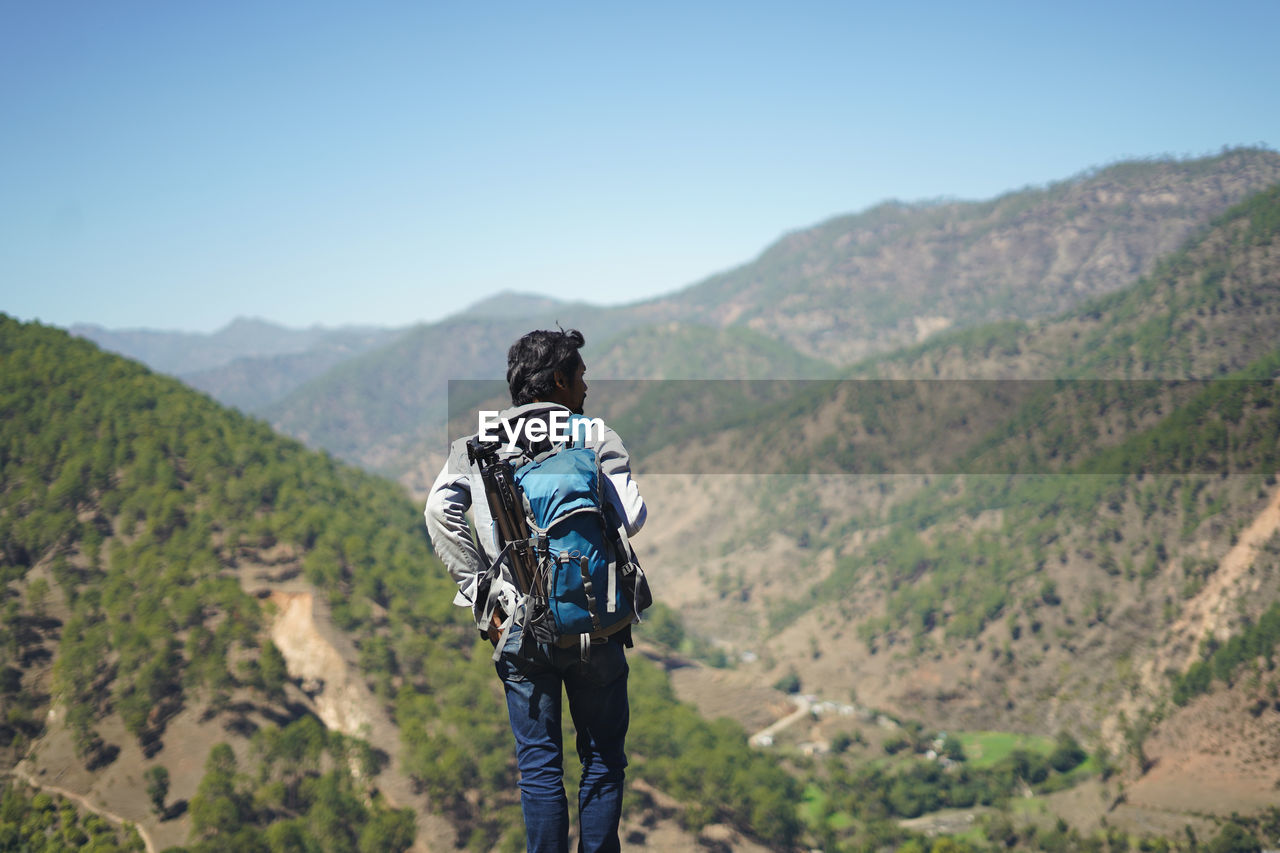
[468,412,650,661]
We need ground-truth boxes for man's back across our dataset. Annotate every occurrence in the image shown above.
[423,328,645,852]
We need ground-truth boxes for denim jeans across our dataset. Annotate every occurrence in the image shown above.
[495,626,630,853]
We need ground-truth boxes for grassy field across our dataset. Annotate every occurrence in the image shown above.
[954,731,1056,768]
[794,725,1099,844]
[800,783,857,831]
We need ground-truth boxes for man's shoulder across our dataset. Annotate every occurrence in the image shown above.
[449,433,476,453]
[563,413,622,447]
[433,434,479,485]
[573,417,636,471]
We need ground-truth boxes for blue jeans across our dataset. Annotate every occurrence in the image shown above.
[495,626,630,853]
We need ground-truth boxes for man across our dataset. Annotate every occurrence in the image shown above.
[424,328,646,853]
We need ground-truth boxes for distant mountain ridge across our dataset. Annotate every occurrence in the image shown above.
[253,148,1280,486]
[64,149,1280,484]
[454,290,578,319]
[70,317,408,413]
[261,305,639,478]
[637,148,1280,363]
[70,316,402,375]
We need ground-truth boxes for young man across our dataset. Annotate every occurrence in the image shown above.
[424,328,646,852]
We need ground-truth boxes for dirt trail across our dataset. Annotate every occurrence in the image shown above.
[7,767,156,853]
[748,695,811,746]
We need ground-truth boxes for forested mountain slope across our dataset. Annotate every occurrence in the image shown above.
[261,308,622,477]
[267,312,833,490]
[0,317,801,851]
[859,180,1280,382]
[590,323,837,379]
[378,177,1280,849]
[622,181,1280,798]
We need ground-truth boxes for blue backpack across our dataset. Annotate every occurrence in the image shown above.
[471,413,649,660]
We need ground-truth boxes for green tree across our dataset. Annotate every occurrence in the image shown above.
[774,669,802,694]
[942,734,967,762]
[190,743,251,841]
[145,766,170,816]
[1049,731,1087,772]
[357,808,416,853]
[1207,823,1262,853]
[644,602,686,649]
[264,819,310,853]
[26,577,50,618]
[258,640,288,703]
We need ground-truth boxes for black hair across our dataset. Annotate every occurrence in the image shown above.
[506,327,585,406]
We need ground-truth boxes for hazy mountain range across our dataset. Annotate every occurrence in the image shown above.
[71,148,1280,484]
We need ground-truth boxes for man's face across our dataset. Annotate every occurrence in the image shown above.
[558,358,588,414]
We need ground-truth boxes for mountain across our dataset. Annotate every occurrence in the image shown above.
[638,147,1280,364]
[590,323,837,380]
[70,316,397,375]
[70,316,408,414]
[258,298,843,488]
[0,316,802,851]
[69,151,1280,485]
[308,174,1280,847]
[2,315,468,849]
[615,182,1280,835]
[261,308,621,477]
[452,290,578,319]
[260,149,1280,491]
[25,149,1280,849]
[858,180,1280,382]
[180,346,387,413]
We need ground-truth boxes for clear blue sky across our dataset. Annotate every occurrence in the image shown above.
[2,0,1277,332]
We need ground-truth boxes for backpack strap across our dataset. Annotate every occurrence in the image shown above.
[602,503,643,620]
[490,599,521,663]
[569,552,603,632]
[606,546,617,615]
[477,541,511,618]
[479,540,526,662]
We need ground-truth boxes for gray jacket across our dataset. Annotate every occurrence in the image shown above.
[424,401,647,627]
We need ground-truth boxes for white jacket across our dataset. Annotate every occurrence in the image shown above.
[424,401,646,625]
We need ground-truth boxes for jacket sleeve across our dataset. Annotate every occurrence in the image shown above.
[424,440,484,608]
[595,424,647,537]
